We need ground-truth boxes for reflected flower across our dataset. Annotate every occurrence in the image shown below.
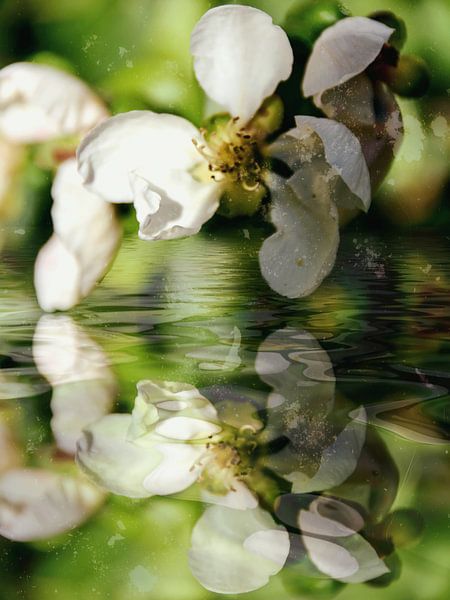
[32,314,117,454]
[77,5,371,298]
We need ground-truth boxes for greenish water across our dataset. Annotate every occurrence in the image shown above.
[0,226,449,599]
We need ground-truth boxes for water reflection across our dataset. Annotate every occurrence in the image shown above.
[0,316,114,541]
[0,230,448,599]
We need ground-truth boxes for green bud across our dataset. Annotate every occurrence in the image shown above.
[28,51,76,75]
[284,0,348,46]
[369,11,407,51]
[368,552,402,587]
[387,54,431,98]
[249,95,284,135]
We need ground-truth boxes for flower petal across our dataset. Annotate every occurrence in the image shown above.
[0,469,103,541]
[76,414,161,498]
[34,234,82,312]
[294,116,371,211]
[0,62,107,143]
[51,158,121,297]
[154,416,221,441]
[130,171,219,241]
[259,173,339,298]
[287,407,366,493]
[190,5,293,123]
[302,17,394,98]
[142,443,205,496]
[189,505,289,594]
[77,110,220,238]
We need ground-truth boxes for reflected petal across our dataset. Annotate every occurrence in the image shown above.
[189,505,289,593]
[259,173,339,298]
[0,62,107,143]
[302,17,393,98]
[288,407,366,493]
[76,414,161,498]
[0,469,103,541]
[299,500,389,583]
[128,379,219,441]
[142,443,205,495]
[190,5,293,123]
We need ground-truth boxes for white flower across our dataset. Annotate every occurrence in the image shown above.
[0,62,108,144]
[33,315,117,454]
[302,17,394,100]
[302,16,404,188]
[77,5,371,298]
[34,158,121,312]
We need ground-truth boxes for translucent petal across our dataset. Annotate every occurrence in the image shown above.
[259,173,339,298]
[189,505,289,593]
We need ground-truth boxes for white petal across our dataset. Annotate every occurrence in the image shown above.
[189,505,289,594]
[303,536,359,579]
[288,406,366,493]
[302,17,394,98]
[190,5,293,123]
[76,414,161,498]
[259,173,339,298]
[77,110,220,238]
[142,443,205,496]
[0,469,103,541]
[131,172,219,241]
[294,117,371,211]
[51,158,121,297]
[34,234,81,312]
[0,62,107,143]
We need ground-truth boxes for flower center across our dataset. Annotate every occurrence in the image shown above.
[197,426,257,495]
[193,117,264,192]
